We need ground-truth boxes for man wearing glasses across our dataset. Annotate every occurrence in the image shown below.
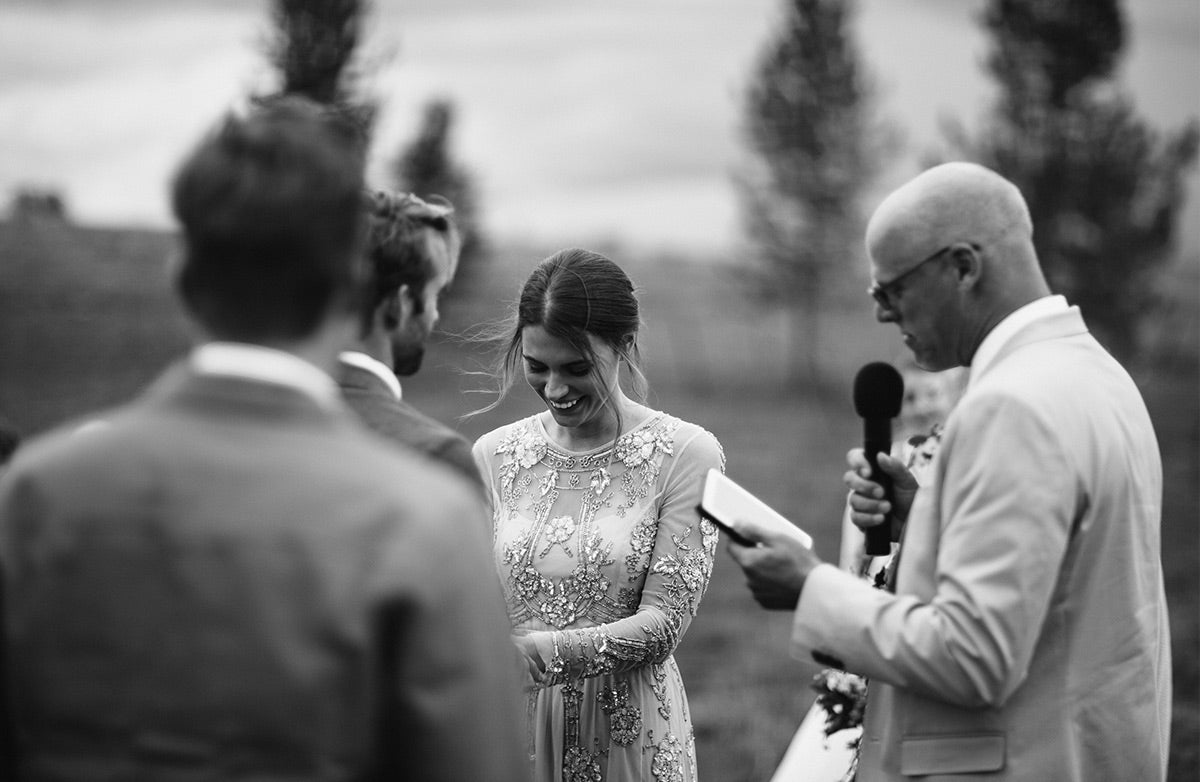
[728,162,1171,781]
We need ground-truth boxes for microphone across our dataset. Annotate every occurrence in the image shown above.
[853,362,905,556]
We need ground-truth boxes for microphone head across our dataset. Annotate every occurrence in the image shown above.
[853,362,905,419]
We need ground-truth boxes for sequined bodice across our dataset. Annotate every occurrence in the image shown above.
[492,413,711,631]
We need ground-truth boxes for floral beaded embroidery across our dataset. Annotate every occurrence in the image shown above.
[598,681,642,746]
[647,731,686,782]
[540,514,577,557]
[484,412,723,782]
[495,415,688,629]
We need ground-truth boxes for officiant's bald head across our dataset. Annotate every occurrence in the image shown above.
[863,162,1051,370]
[866,162,1040,280]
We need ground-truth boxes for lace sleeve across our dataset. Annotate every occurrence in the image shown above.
[528,427,724,686]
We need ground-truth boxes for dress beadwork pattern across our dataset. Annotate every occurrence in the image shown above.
[474,412,725,782]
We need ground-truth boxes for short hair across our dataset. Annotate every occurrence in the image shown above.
[171,95,368,342]
[472,248,647,415]
[361,190,459,331]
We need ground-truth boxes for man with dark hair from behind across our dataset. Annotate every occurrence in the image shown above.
[0,95,525,781]
[338,190,482,487]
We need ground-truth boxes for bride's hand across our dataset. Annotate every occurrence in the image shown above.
[513,633,545,690]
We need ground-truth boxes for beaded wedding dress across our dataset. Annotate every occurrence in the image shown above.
[474,411,724,782]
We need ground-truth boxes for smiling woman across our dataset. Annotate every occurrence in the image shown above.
[470,248,727,781]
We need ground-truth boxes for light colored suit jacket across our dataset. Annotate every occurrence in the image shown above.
[0,363,526,781]
[792,307,1171,780]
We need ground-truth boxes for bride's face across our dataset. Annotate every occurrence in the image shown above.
[521,325,621,437]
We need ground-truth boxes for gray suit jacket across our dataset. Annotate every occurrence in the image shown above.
[0,363,525,781]
[337,360,482,490]
[793,307,1171,780]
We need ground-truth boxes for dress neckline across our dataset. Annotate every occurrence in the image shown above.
[533,409,664,457]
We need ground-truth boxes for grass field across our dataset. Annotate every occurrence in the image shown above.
[1,218,1196,780]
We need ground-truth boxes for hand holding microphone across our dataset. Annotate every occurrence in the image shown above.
[851,363,907,555]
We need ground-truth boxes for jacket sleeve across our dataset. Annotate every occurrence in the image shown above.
[372,480,528,781]
[792,392,1077,708]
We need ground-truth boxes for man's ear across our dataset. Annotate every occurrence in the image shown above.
[951,243,983,291]
[382,286,408,330]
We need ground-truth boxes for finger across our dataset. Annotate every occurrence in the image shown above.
[846,449,874,479]
[847,475,886,500]
[848,493,890,515]
[726,539,755,566]
[844,463,885,495]
[877,452,916,482]
[850,509,888,530]
[728,515,774,546]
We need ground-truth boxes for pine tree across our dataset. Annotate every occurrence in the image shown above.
[393,98,486,291]
[944,0,1198,361]
[265,0,376,137]
[739,0,883,386]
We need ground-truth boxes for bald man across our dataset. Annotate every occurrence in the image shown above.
[729,163,1171,780]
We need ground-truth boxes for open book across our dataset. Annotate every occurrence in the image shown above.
[697,468,812,549]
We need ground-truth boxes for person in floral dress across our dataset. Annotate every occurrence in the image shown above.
[472,248,725,782]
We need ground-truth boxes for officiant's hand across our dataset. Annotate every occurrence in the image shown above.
[844,448,918,539]
[727,520,823,610]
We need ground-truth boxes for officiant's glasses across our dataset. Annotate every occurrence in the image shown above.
[868,244,954,311]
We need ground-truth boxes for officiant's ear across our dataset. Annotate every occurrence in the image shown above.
[949,242,984,291]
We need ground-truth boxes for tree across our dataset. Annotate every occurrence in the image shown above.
[9,187,69,222]
[392,98,487,292]
[738,0,884,387]
[264,0,376,136]
[942,0,1199,361]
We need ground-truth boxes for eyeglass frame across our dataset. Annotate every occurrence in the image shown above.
[867,243,967,311]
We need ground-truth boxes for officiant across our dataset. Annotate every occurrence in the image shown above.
[727,162,1172,781]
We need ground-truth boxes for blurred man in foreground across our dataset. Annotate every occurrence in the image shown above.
[337,190,481,487]
[0,96,524,781]
[729,162,1171,781]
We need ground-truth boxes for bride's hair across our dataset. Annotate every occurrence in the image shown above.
[468,248,648,418]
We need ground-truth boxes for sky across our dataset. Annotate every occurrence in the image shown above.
[2,0,1198,256]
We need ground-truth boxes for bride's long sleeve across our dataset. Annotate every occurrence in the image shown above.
[522,428,724,686]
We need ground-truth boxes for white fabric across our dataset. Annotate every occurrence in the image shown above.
[338,350,402,400]
[966,294,1065,388]
[192,342,339,408]
[769,704,858,782]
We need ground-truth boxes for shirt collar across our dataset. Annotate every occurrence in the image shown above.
[338,350,402,401]
[968,295,1068,387]
[191,342,340,408]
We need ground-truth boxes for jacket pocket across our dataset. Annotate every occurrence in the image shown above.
[900,732,1005,775]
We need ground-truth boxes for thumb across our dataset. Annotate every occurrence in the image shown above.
[876,452,917,488]
[730,515,769,545]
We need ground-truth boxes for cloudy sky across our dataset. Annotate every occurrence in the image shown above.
[2,0,1197,255]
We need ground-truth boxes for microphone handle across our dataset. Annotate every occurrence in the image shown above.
[863,421,894,556]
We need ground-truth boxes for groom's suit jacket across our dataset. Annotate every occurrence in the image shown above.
[793,306,1171,780]
[336,360,482,490]
[0,363,525,781]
